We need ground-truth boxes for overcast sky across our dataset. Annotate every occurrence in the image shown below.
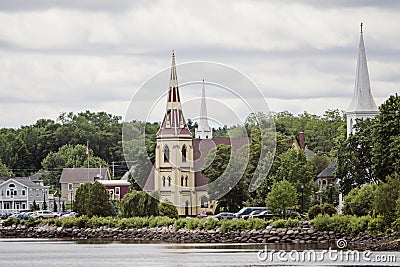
[0,0,399,128]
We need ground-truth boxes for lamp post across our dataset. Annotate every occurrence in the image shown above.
[301,185,304,213]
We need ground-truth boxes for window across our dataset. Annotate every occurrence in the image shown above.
[115,187,120,195]
[163,145,170,163]
[8,183,15,188]
[36,189,39,197]
[6,190,10,196]
[162,176,166,187]
[68,183,73,191]
[200,196,208,208]
[182,145,187,162]
[181,176,184,186]
[185,176,188,187]
[168,177,171,187]
[22,190,26,196]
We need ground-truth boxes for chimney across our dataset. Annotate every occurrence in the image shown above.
[299,132,305,150]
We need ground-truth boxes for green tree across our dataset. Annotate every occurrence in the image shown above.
[271,148,314,210]
[373,173,400,225]
[31,200,39,211]
[0,159,11,177]
[342,183,377,216]
[158,201,178,219]
[41,144,108,188]
[371,94,400,180]
[74,182,113,217]
[53,199,58,212]
[266,179,297,218]
[120,191,159,217]
[62,202,66,212]
[43,200,48,210]
[334,118,375,194]
[202,144,249,212]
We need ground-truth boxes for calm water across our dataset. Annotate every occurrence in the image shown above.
[0,239,398,266]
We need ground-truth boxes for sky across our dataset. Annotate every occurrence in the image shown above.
[0,0,399,128]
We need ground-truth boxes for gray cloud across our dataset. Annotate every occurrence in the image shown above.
[0,0,399,128]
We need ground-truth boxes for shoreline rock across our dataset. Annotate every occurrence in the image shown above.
[0,223,397,250]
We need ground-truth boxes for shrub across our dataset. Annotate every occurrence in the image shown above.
[322,204,337,216]
[349,216,371,235]
[185,218,199,230]
[247,218,268,230]
[285,218,300,228]
[308,205,322,220]
[174,218,187,230]
[158,201,178,219]
[391,218,400,231]
[312,214,329,231]
[368,216,385,233]
[201,218,220,230]
[271,219,286,228]
[220,219,248,232]
[289,212,301,220]
[2,217,19,227]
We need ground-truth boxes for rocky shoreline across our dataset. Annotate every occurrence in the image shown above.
[1,221,398,250]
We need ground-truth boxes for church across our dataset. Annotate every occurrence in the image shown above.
[143,52,248,216]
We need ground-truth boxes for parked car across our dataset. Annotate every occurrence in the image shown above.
[250,210,278,220]
[214,212,235,220]
[197,211,214,219]
[234,207,267,218]
[0,211,13,219]
[31,210,58,219]
[242,210,264,220]
[60,211,77,218]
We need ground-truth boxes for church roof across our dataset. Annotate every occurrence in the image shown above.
[157,51,191,137]
[347,23,378,113]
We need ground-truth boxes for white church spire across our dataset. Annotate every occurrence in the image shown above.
[346,23,379,136]
[195,79,212,139]
[347,22,378,112]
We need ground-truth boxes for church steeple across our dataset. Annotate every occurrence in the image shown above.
[346,23,379,136]
[347,22,378,113]
[157,51,191,138]
[195,79,212,139]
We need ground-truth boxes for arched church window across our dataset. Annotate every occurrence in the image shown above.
[200,196,208,208]
[185,176,188,187]
[168,176,171,186]
[182,145,187,162]
[181,176,184,186]
[162,176,166,187]
[163,145,170,163]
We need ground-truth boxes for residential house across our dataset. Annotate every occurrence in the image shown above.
[59,168,111,204]
[97,179,130,201]
[0,177,50,213]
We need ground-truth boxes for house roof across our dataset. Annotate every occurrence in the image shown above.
[97,180,130,186]
[29,170,48,182]
[305,146,316,160]
[0,177,45,188]
[317,161,336,178]
[60,168,110,183]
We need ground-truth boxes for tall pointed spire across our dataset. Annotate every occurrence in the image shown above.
[346,23,379,137]
[157,51,191,138]
[347,22,378,112]
[195,79,212,139]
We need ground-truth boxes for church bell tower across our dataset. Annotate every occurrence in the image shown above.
[154,51,196,216]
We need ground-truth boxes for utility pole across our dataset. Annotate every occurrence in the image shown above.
[112,161,115,179]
